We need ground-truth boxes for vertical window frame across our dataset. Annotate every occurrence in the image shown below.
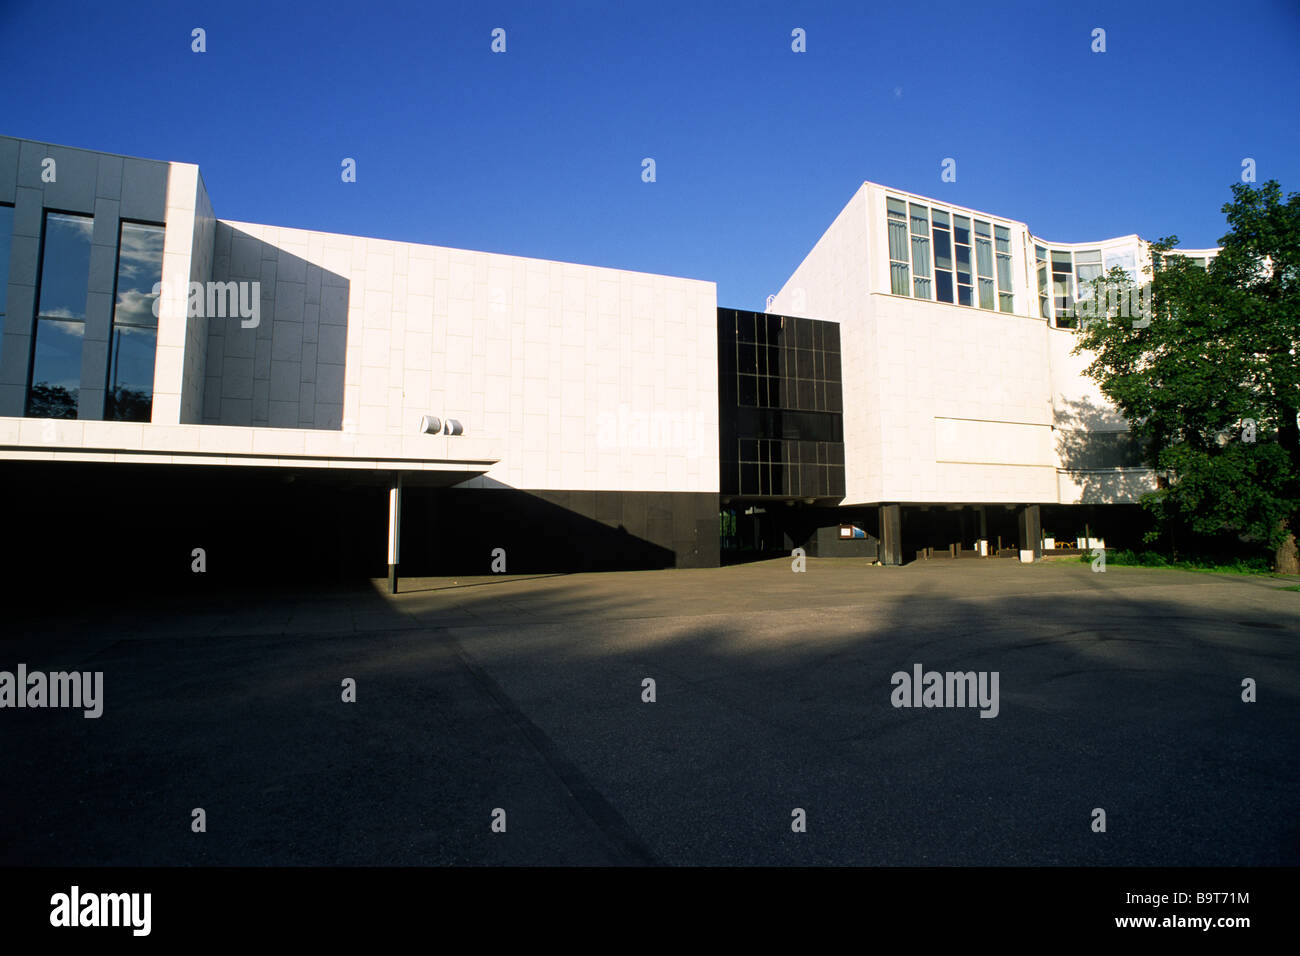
[909,202,932,300]
[974,219,995,310]
[1034,244,1050,319]
[1051,249,1075,328]
[994,224,1014,313]
[886,196,911,296]
[105,219,165,422]
[27,209,95,419]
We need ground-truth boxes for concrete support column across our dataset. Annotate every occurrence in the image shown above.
[387,472,402,593]
[1018,504,1042,563]
[878,503,902,566]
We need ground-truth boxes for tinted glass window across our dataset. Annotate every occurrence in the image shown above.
[935,270,954,302]
[37,213,93,320]
[932,227,953,270]
[113,223,164,328]
[28,320,83,418]
[29,212,94,418]
[953,215,971,245]
[106,325,157,421]
[0,204,13,365]
[104,222,164,421]
[0,204,13,319]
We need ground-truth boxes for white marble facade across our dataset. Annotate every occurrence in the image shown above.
[766,182,1198,506]
[198,221,720,494]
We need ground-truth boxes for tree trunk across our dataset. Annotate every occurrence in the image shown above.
[1275,397,1300,575]
[1275,521,1300,575]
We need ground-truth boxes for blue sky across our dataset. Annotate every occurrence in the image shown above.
[3,0,1297,309]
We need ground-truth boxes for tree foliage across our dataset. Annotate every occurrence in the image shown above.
[1073,180,1300,559]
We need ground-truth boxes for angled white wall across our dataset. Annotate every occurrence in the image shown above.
[766,186,877,502]
[201,222,719,494]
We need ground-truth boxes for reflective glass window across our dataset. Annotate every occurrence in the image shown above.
[0,204,13,365]
[29,212,94,418]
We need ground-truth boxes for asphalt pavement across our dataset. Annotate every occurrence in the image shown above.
[3,558,1296,865]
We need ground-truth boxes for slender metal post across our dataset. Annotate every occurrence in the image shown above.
[387,472,402,593]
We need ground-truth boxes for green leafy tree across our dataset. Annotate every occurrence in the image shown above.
[1073,180,1300,571]
[106,386,153,422]
[26,383,78,418]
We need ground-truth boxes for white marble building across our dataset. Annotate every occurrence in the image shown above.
[0,137,1214,575]
[766,182,1216,514]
